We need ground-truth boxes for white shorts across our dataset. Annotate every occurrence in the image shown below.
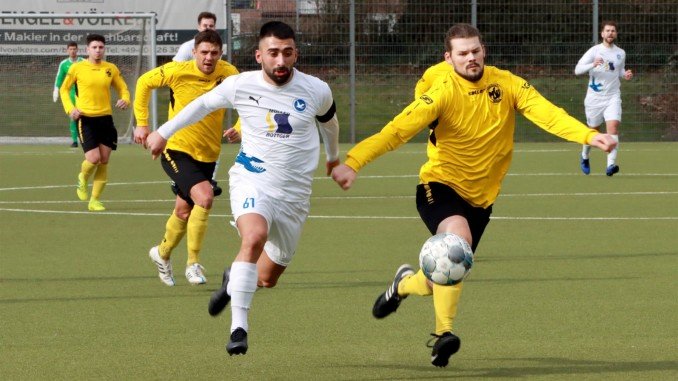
[584,96,622,127]
[229,179,310,267]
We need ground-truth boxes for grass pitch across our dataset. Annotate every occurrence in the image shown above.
[1,142,677,380]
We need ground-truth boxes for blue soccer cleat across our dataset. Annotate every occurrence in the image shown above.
[606,164,620,177]
[580,157,590,175]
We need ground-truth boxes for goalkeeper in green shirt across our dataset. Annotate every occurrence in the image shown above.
[53,41,84,148]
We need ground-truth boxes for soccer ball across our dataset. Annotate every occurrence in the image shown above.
[419,233,474,285]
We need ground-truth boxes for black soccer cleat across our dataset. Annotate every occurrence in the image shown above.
[372,264,415,319]
[428,332,461,367]
[210,180,222,196]
[70,142,78,148]
[226,327,248,356]
[208,267,231,316]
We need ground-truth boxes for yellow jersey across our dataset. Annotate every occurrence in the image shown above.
[414,61,452,99]
[345,65,597,208]
[60,60,130,117]
[134,60,239,163]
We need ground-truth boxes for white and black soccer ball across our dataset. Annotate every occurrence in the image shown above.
[418,233,474,285]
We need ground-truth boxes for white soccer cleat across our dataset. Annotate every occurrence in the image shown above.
[148,246,175,286]
[185,263,207,285]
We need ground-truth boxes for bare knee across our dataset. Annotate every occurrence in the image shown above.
[258,278,278,288]
[190,182,214,209]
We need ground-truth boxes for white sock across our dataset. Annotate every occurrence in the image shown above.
[581,145,591,160]
[607,135,619,167]
[229,261,258,333]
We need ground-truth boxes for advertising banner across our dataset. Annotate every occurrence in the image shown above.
[0,0,226,55]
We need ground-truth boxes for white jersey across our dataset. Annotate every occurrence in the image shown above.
[173,39,194,62]
[158,68,337,202]
[575,43,627,100]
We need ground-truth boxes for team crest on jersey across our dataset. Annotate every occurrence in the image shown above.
[105,68,112,77]
[294,99,306,112]
[487,83,502,103]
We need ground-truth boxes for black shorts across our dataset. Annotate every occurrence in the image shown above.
[160,149,216,205]
[416,182,492,252]
[78,115,118,152]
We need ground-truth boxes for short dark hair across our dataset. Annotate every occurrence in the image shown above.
[198,12,217,23]
[444,23,483,52]
[194,29,223,48]
[601,20,617,32]
[259,21,296,42]
[66,41,78,48]
[86,34,105,45]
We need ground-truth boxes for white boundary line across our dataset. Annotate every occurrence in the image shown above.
[1,172,678,192]
[0,207,676,221]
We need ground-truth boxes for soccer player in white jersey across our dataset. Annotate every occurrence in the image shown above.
[575,20,633,176]
[173,12,217,62]
[145,21,340,356]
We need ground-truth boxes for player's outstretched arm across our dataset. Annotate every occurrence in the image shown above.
[332,164,357,190]
[588,133,618,153]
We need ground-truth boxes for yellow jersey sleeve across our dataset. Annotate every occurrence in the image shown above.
[134,63,173,126]
[345,79,448,172]
[414,61,452,99]
[511,74,597,145]
[111,65,131,104]
[59,66,77,115]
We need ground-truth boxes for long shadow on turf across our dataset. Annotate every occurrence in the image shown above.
[344,358,678,380]
[460,357,678,378]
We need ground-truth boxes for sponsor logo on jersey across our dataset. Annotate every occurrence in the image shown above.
[249,95,261,105]
[265,111,293,137]
[235,151,266,173]
[420,94,433,104]
[589,78,603,92]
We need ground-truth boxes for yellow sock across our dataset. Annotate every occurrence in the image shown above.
[398,269,433,296]
[91,163,107,200]
[432,282,464,335]
[186,205,209,265]
[158,212,187,260]
[80,160,97,182]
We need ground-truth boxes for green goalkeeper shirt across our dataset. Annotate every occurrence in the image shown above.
[54,57,84,98]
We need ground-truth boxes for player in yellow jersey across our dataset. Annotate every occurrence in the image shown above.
[60,34,130,212]
[331,24,617,367]
[133,30,239,286]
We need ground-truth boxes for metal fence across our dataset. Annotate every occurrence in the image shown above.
[225,0,677,142]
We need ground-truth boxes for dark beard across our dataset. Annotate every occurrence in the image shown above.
[265,68,292,85]
[455,67,484,82]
